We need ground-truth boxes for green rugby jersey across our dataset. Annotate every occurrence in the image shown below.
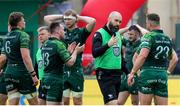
[63,27,90,73]
[2,28,30,66]
[42,37,71,75]
[123,38,141,72]
[138,30,173,70]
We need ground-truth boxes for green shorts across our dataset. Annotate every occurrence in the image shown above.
[0,74,7,95]
[120,73,138,95]
[64,71,84,92]
[139,69,168,97]
[41,74,63,102]
[4,65,36,94]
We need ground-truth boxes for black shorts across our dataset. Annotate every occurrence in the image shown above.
[38,80,46,100]
[96,69,122,104]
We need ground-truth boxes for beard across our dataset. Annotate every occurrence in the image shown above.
[66,21,76,29]
[108,21,119,34]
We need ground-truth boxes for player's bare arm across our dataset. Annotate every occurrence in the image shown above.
[21,48,38,86]
[44,14,64,25]
[77,15,96,32]
[128,48,149,86]
[0,54,6,70]
[167,49,178,73]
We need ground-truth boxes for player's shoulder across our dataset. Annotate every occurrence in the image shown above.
[141,33,152,42]
[17,30,29,38]
[54,39,66,48]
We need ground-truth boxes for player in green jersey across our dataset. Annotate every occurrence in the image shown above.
[44,9,96,105]
[41,22,84,105]
[0,12,38,105]
[0,25,12,105]
[128,13,178,105]
[118,25,141,105]
[0,38,7,105]
[35,26,50,105]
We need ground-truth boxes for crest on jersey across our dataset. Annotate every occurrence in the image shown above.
[113,45,120,56]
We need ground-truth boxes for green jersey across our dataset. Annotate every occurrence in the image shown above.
[138,30,173,70]
[2,28,30,74]
[123,38,141,71]
[42,37,71,75]
[64,27,90,72]
[36,48,44,80]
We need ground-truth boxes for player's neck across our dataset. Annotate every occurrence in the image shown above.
[50,35,59,39]
[133,38,140,43]
[150,26,161,31]
[67,25,77,31]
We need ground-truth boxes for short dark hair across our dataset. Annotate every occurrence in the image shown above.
[49,22,60,34]
[147,13,160,25]
[128,25,141,34]
[64,9,77,18]
[8,12,24,27]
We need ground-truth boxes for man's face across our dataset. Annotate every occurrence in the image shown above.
[128,30,139,42]
[64,15,77,29]
[108,16,122,33]
[18,17,25,29]
[38,29,49,44]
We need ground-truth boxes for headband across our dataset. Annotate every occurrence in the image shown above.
[63,15,77,20]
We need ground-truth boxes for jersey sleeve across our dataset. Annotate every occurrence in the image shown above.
[135,46,141,54]
[20,32,30,48]
[80,28,91,44]
[56,41,71,63]
[122,37,128,46]
[139,33,152,50]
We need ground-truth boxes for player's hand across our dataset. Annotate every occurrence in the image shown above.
[32,75,39,86]
[74,43,85,54]
[67,42,76,54]
[128,73,134,86]
[108,35,117,47]
[76,14,80,21]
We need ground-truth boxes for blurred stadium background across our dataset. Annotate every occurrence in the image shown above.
[0,0,180,105]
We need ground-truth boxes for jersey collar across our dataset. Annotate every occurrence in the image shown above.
[152,29,163,33]
[11,27,20,31]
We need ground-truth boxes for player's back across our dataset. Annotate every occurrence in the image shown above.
[143,30,173,70]
[42,38,65,75]
[3,28,27,65]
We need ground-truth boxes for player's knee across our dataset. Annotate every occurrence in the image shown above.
[73,97,82,105]
[0,94,8,105]
[24,92,37,99]
[63,97,70,105]
[72,91,83,105]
